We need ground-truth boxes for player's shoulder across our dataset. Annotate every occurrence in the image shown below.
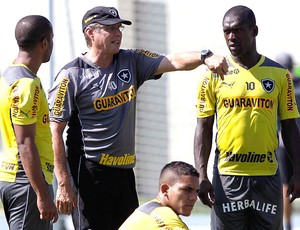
[150,204,178,218]
[2,65,37,86]
[260,55,285,69]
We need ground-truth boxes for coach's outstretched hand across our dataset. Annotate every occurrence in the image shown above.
[204,54,228,80]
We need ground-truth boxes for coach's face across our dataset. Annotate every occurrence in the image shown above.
[92,22,123,55]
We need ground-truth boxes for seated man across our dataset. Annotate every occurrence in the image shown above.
[119,161,200,230]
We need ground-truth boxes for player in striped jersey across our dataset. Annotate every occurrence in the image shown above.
[0,15,57,229]
[194,5,300,230]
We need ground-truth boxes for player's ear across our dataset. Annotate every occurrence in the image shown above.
[252,25,258,37]
[161,183,169,195]
[40,37,48,48]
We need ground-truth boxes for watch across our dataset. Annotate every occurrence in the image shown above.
[200,49,213,62]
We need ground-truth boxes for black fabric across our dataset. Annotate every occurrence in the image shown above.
[78,158,139,230]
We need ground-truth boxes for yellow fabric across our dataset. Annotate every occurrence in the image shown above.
[196,55,300,176]
[0,64,54,184]
[119,199,189,230]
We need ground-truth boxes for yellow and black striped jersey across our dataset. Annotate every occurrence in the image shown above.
[0,64,54,184]
[119,199,189,230]
[196,55,299,176]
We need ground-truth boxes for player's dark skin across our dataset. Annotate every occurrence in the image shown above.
[195,7,300,209]
[223,10,300,203]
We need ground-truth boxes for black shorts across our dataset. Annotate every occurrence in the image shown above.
[75,157,139,230]
[211,172,283,230]
[0,181,53,230]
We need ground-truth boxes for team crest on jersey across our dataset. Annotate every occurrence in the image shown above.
[261,79,275,93]
[117,69,131,83]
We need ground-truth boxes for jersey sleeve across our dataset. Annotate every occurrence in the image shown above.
[11,78,40,125]
[278,71,300,120]
[48,69,76,122]
[196,71,216,118]
[130,49,165,87]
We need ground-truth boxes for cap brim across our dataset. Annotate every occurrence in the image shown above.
[98,19,132,25]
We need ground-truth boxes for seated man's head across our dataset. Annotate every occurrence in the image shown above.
[157,161,200,216]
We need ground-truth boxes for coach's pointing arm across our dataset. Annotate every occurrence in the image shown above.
[155,51,228,79]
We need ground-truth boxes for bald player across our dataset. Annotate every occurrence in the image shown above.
[0,15,57,229]
[119,161,200,230]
